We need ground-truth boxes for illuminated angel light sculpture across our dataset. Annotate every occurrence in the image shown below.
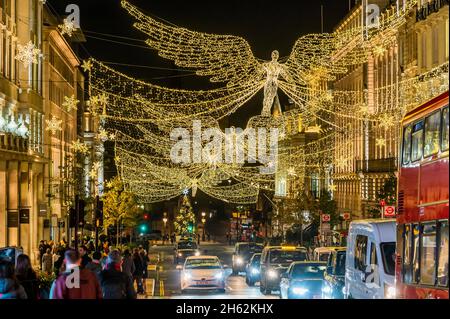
[120,0,340,117]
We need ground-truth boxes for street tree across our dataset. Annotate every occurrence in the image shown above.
[174,195,196,236]
[102,176,139,246]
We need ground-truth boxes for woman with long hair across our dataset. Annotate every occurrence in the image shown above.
[0,260,27,299]
[15,254,39,300]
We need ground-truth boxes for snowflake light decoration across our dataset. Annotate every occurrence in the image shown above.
[62,95,80,112]
[378,113,396,130]
[328,184,337,192]
[98,128,109,141]
[15,41,43,68]
[45,116,62,135]
[287,167,297,176]
[59,19,78,37]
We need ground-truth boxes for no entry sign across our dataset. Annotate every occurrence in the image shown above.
[322,214,331,223]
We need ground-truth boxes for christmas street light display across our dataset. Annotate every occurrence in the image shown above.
[83,0,448,204]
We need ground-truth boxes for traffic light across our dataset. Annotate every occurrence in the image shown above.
[143,213,149,220]
[139,223,149,233]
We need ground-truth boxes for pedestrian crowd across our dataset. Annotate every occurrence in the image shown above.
[0,240,152,300]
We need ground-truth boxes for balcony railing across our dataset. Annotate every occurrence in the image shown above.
[0,133,29,153]
[417,0,449,22]
[356,158,397,173]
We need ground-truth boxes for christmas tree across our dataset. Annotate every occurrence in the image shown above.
[174,195,196,235]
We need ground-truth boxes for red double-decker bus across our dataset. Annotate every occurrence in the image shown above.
[396,91,449,299]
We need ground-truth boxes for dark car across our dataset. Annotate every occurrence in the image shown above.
[174,241,200,265]
[280,261,327,299]
[259,246,309,295]
[322,248,346,299]
[245,253,261,286]
[232,242,264,275]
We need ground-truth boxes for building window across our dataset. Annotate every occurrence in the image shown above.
[432,27,439,65]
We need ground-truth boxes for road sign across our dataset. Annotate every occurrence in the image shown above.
[380,200,386,207]
[384,206,396,218]
[322,214,331,223]
[343,212,351,221]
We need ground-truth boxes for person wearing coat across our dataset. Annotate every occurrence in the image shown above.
[42,248,53,274]
[0,260,27,299]
[121,250,135,279]
[99,250,136,299]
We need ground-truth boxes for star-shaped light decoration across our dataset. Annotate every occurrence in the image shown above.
[89,169,98,179]
[71,139,89,154]
[322,91,334,103]
[59,18,78,37]
[98,128,109,141]
[373,45,387,58]
[81,60,93,72]
[182,188,190,196]
[287,167,297,176]
[114,156,121,164]
[106,180,115,189]
[62,95,80,112]
[45,116,63,136]
[92,161,102,172]
[15,41,43,68]
[328,184,337,192]
[378,113,396,130]
[376,138,386,148]
[109,133,116,141]
[359,105,369,114]
[98,93,109,106]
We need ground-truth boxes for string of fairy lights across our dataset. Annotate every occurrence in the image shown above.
[46,0,448,204]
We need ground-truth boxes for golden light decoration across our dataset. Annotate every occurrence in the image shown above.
[58,18,78,37]
[376,138,387,148]
[82,60,93,72]
[328,184,337,192]
[62,95,80,112]
[15,41,43,67]
[45,116,63,136]
[71,139,89,154]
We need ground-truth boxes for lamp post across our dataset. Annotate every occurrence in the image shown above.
[201,212,206,242]
[163,214,168,242]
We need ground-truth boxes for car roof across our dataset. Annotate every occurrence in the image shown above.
[185,256,219,260]
[264,246,307,250]
[291,261,327,266]
[349,219,396,242]
[314,247,345,253]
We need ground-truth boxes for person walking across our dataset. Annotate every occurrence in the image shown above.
[42,248,53,274]
[99,250,136,299]
[86,251,103,279]
[121,250,135,279]
[15,254,39,300]
[0,260,27,299]
[50,250,102,299]
[140,250,149,294]
[78,245,92,268]
[38,240,46,270]
[132,249,145,294]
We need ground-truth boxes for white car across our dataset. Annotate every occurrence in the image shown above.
[180,256,227,293]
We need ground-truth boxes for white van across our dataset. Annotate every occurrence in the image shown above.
[344,220,396,299]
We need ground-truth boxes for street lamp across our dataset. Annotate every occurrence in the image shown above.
[201,212,207,241]
[163,213,168,243]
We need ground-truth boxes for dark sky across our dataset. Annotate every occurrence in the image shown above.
[47,0,352,84]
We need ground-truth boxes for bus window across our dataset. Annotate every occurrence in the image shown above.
[412,224,420,283]
[411,121,424,162]
[403,225,413,283]
[402,125,412,165]
[424,111,441,157]
[442,107,449,151]
[420,223,437,286]
[437,221,449,287]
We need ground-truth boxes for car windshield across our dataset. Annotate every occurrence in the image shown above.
[335,251,346,276]
[178,242,197,250]
[319,253,330,262]
[381,242,396,276]
[251,254,261,264]
[238,244,263,256]
[185,259,221,270]
[270,250,307,264]
[291,264,326,279]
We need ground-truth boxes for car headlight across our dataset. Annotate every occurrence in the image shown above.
[183,272,192,281]
[342,286,346,295]
[194,251,201,256]
[292,287,308,295]
[322,286,332,294]
[385,284,396,299]
[214,272,224,280]
[178,253,183,257]
[236,257,244,265]
[267,269,277,279]
[251,268,260,275]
